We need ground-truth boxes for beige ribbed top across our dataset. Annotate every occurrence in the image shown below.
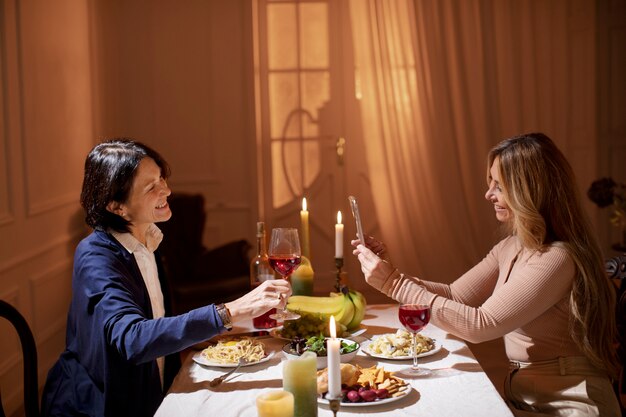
[376,236,582,362]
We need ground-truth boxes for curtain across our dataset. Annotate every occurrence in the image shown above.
[349,0,577,282]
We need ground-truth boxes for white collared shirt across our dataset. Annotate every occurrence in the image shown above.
[111,223,165,387]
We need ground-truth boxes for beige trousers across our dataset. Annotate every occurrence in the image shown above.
[504,356,621,417]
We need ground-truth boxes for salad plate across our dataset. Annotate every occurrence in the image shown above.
[270,326,367,341]
[282,337,360,369]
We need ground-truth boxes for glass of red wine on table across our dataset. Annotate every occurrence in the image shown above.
[268,228,302,321]
[397,304,431,377]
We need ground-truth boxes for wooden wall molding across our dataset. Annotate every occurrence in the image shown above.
[168,176,219,187]
[26,193,77,217]
[0,287,21,375]
[0,231,80,273]
[0,0,13,227]
[29,258,72,341]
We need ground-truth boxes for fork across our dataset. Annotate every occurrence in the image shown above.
[209,357,247,387]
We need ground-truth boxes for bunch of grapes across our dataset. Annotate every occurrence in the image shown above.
[279,312,330,339]
[337,385,389,403]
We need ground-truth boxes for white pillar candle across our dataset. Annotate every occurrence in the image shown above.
[334,211,344,258]
[327,316,342,400]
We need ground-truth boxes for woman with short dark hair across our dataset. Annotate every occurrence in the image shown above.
[42,139,290,417]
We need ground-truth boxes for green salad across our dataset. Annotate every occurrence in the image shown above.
[290,334,359,356]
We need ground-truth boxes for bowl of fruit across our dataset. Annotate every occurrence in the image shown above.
[282,334,360,369]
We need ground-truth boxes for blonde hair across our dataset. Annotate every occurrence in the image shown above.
[488,133,619,377]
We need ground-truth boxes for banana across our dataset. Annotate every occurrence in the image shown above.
[284,288,367,334]
[332,293,355,327]
[286,292,345,315]
[346,289,367,330]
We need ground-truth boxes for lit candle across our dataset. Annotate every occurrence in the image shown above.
[283,351,318,417]
[256,390,294,417]
[327,316,342,400]
[334,211,344,258]
[300,197,310,259]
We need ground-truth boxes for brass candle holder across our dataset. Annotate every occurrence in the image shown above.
[327,396,341,416]
[334,257,344,292]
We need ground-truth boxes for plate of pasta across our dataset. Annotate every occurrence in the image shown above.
[193,337,274,368]
[361,329,441,360]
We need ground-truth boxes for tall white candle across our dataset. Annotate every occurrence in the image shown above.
[327,316,342,400]
[334,211,344,258]
[300,198,310,259]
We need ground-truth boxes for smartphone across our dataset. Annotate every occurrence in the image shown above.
[348,195,365,244]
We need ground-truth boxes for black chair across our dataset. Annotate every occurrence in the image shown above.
[607,254,626,415]
[0,300,39,417]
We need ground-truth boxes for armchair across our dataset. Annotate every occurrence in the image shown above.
[158,193,251,315]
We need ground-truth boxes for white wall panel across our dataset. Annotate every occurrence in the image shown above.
[92,0,257,250]
[17,0,93,216]
[0,288,24,416]
[0,1,96,416]
[0,33,11,226]
[0,288,20,375]
[29,260,72,341]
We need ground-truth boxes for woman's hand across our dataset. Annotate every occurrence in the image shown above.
[226,279,291,322]
[352,243,395,290]
[351,235,389,260]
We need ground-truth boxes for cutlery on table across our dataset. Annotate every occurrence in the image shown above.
[208,357,247,387]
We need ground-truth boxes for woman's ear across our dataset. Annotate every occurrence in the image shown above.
[106,201,125,217]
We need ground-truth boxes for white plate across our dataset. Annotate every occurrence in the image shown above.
[318,384,412,407]
[270,327,367,341]
[361,339,442,360]
[192,351,274,368]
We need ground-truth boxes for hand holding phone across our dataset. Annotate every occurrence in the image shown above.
[348,196,365,244]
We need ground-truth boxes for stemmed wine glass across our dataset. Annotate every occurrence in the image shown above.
[397,304,431,377]
[268,228,302,321]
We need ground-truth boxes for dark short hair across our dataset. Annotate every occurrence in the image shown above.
[80,138,170,232]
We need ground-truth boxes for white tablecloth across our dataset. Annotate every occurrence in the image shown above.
[155,304,514,417]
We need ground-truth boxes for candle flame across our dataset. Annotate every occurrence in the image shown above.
[302,197,307,212]
[329,315,337,338]
[337,211,342,224]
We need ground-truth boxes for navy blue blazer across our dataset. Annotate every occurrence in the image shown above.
[41,230,227,417]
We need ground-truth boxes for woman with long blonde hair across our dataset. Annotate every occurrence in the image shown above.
[354,133,620,416]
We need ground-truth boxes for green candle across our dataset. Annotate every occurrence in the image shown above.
[283,351,318,417]
[290,256,314,296]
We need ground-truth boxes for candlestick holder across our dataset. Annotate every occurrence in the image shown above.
[327,396,341,416]
[334,257,344,292]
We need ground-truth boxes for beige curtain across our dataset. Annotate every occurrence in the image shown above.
[349,0,577,282]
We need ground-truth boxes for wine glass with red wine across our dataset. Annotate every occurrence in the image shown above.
[398,304,431,377]
[268,228,302,321]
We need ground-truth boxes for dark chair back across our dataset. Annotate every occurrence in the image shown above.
[0,300,39,417]
[606,254,626,415]
[158,193,251,314]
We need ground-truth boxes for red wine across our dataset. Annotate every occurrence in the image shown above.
[399,305,430,333]
[269,255,301,277]
[253,308,277,329]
